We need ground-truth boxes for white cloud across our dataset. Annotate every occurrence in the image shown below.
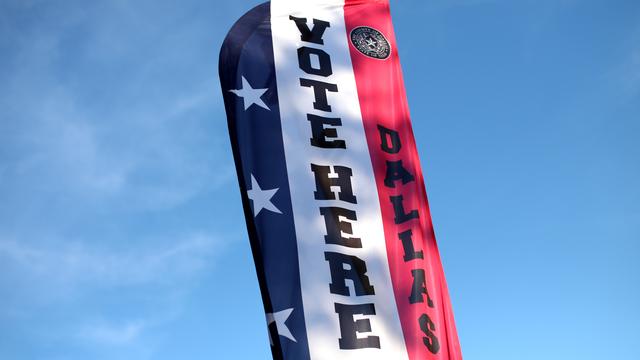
[0,0,232,214]
[605,26,640,102]
[0,232,219,295]
[0,232,223,353]
[628,47,640,92]
[81,320,147,346]
[0,230,226,357]
[0,1,239,357]
[7,82,231,211]
[16,89,131,194]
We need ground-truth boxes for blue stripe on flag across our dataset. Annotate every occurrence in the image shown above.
[219,3,311,359]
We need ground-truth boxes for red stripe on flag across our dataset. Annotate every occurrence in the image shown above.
[343,1,462,359]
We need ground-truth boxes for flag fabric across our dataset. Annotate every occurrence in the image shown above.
[219,1,462,359]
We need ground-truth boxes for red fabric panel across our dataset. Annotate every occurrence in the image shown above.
[343,1,463,358]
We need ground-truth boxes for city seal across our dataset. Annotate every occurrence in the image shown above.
[349,26,391,60]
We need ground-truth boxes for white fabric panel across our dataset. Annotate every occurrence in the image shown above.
[270,0,409,358]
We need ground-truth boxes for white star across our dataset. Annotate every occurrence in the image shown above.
[365,37,377,48]
[266,308,296,345]
[229,76,270,111]
[247,174,282,216]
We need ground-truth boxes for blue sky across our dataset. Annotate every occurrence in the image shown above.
[0,0,638,359]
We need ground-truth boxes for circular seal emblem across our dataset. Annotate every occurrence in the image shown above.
[349,26,391,60]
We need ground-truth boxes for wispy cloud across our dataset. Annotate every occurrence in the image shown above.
[0,233,219,293]
[0,1,241,358]
[0,232,223,354]
[80,320,148,346]
[605,24,640,102]
[5,82,232,211]
[625,45,640,94]
[0,0,233,213]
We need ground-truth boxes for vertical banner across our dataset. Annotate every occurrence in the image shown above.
[219,1,462,359]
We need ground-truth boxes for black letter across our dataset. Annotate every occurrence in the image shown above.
[289,16,330,45]
[419,313,440,354]
[298,47,332,77]
[384,160,415,188]
[319,207,361,248]
[324,252,375,296]
[409,269,434,306]
[300,78,338,112]
[335,303,381,349]
[377,125,401,154]
[311,164,357,204]
[390,195,419,224]
[308,114,346,149]
[399,229,423,262]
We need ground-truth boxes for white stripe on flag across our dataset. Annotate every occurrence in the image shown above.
[270,0,409,358]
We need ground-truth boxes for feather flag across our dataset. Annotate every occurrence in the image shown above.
[219,1,462,359]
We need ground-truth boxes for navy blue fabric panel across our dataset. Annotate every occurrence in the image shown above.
[219,3,310,360]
